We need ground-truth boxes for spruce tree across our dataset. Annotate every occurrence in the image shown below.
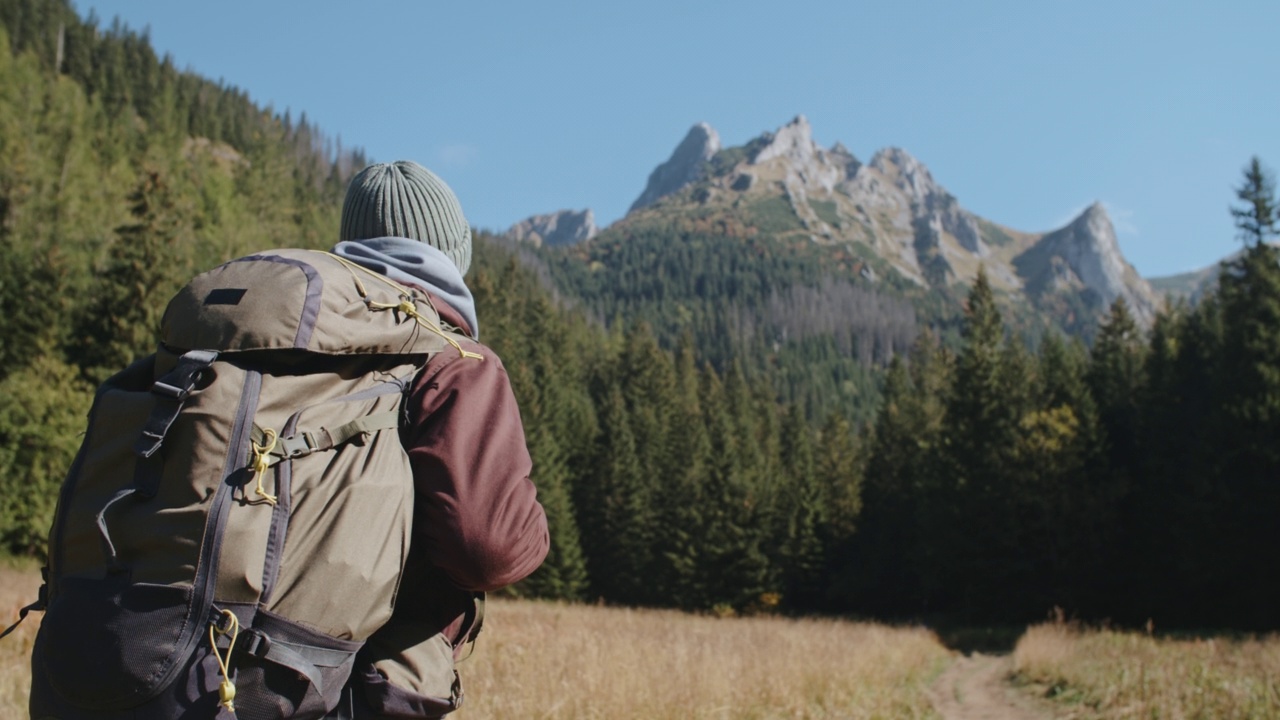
[943,267,1032,618]
[76,165,193,382]
[814,410,862,547]
[776,403,825,610]
[1230,156,1279,248]
[1088,299,1146,469]
[1214,193,1280,627]
[584,384,654,604]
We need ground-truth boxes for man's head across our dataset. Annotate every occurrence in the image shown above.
[339,160,472,275]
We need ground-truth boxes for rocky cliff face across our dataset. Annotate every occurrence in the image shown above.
[505,209,598,247]
[750,115,845,195]
[616,116,1160,328]
[1016,203,1158,324]
[629,122,721,213]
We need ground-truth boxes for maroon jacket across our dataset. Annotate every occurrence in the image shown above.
[394,293,548,654]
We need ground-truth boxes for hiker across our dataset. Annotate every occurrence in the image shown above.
[332,160,550,715]
[18,159,548,720]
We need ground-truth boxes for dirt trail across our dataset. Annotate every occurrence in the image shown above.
[928,653,1058,720]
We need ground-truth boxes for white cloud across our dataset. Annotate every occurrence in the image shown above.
[1102,202,1139,238]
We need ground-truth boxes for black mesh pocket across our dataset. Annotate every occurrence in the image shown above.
[230,609,361,720]
[38,577,197,710]
[352,665,461,719]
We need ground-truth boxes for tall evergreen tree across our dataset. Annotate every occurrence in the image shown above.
[1213,194,1280,627]
[1088,298,1146,471]
[75,165,194,381]
[1230,156,1279,248]
[776,403,825,610]
[841,336,948,615]
[814,410,862,548]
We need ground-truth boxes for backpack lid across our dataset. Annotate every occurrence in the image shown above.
[161,249,451,356]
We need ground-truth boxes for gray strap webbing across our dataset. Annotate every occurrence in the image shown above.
[243,630,355,691]
[250,410,402,466]
[134,349,219,458]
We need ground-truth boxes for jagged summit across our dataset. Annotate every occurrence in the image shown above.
[748,115,846,194]
[629,122,721,213]
[1017,202,1158,324]
[504,209,598,247]
[580,115,1161,332]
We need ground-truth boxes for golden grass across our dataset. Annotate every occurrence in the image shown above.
[1,559,41,719]
[456,600,949,719]
[0,561,948,719]
[1013,620,1280,719]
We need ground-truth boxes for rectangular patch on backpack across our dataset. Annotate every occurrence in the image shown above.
[204,288,248,306]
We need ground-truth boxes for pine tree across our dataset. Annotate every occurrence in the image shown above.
[1230,156,1279,248]
[942,267,1036,618]
[1214,193,1280,626]
[694,364,772,612]
[582,384,654,604]
[776,403,825,610]
[650,341,713,608]
[1088,299,1146,469]
[814,410,862,547]
[76,165,194,381]
[841,335,948,615]
[509,362,589,601]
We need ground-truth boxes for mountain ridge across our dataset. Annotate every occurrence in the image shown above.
[509,116,1160,334]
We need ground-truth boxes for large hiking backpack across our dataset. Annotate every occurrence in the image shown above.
[21,249,476,719]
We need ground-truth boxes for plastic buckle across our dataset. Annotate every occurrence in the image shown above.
[244,628,272,657]
[288,431,320,459]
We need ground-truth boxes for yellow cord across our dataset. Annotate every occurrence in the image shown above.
[249,428,279,506]
[209,609,240,713]
[319,251,484,362]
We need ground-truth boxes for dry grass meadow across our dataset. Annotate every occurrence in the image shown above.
[1,561,41,718]
[13,555,1280,719]
[1013,619,1280,719]
[455,600,949,719]
[1,562,948,719]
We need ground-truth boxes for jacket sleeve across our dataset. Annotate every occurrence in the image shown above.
[403,343,549,592]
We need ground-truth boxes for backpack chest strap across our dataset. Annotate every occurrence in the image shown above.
[250,410,402,467]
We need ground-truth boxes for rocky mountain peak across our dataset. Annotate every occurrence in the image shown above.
[1020,203,1158,324]
[505,209,598,247]
[629,122,721,213]
[608,114,1160,334]
[751,115,818,165]
[746,115,848,195]
[868,147,940,205]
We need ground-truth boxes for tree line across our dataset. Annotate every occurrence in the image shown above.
[486,160,1280,630]
[843,160,1280,629]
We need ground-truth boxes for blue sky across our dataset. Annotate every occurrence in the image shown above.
[82,0,1280,277]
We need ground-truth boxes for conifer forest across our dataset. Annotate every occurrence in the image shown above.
[2,0,1278,633]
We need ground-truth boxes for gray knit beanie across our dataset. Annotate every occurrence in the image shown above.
[339,161,472,275]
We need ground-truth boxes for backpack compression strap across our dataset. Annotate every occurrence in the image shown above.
[249,410,402,467]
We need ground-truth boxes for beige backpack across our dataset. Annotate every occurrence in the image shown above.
[22,249,475,719]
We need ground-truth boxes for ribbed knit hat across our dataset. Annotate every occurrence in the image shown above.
[339,161,472,275]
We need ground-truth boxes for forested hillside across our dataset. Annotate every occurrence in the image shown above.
[0,0,366,552]
[2,0,1279,632]
[534,215,925,424]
